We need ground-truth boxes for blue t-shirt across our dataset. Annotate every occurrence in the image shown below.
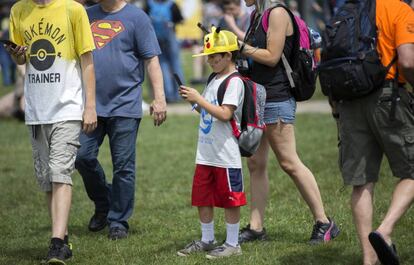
[87,4,161,118]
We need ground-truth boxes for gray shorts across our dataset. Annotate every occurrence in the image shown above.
[338,86,414,186]
[28,121,81,192]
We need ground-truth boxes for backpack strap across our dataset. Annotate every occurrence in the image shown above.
[262,5,300,88]
[389,53,399,121]
[207,72,217,85]
[216,72,242,105]
[216,72,247,139]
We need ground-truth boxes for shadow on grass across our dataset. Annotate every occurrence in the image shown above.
[267,229,308,244]
[278,246,360,265]
[2,246,45,264]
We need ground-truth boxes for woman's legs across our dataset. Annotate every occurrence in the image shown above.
[266,122,329,223]
[246,134,270,232]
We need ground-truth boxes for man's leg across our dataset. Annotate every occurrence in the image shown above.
[376,178,414,243]
[43,121,81,263]
[51,183,72,239]
[352,183,378,265]
[75,119,110,216]
[48,121,81,239]
[166,31,184,101]
[107,117,140,237]
[158,41,175,103]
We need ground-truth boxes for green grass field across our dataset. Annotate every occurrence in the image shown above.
[1,50,413,264]
[1,114,413,265]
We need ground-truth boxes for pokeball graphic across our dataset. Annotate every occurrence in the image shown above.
[29,39,58,71]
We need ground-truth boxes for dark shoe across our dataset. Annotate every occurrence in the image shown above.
[88,212,107,232]
[238,224,268,244]
[368,231,400,265]
[44,243,72,265]
[309,217,340,244]
[108,227,128,240]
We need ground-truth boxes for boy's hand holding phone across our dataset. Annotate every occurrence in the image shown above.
[174,72,201,105]
[179,86,201,104]
[1,40,28,64]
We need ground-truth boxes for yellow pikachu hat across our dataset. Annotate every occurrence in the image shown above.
[193,26,239,57]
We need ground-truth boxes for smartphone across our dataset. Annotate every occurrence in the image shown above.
[173,73,183,87]
[0,39,18,49]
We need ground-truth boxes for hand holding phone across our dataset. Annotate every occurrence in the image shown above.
[0,39,18,49]
[173,73,183,87]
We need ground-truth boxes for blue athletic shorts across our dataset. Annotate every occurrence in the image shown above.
[264,97,296,125]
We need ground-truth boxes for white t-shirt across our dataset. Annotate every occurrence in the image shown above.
[196,72,245,168]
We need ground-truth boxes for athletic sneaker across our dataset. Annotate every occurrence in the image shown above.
[238,224,268,243]
[44,243,72,265]
[205,243,242,259]
[309,217,340,244]
[177,240,216,256]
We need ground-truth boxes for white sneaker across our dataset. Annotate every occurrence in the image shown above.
[177,240,216,257]
[205,243,242,259]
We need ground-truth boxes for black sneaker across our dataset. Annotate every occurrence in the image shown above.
[88,212,108,232]
[108,227,128,240]
[44,243,72,265]
[309,217,340,245]
[238,224,268,244]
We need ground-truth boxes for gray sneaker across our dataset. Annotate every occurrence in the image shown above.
[205,243,242,259]
[177,240,216,257]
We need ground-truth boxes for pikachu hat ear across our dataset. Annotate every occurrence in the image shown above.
[193,25,239,57]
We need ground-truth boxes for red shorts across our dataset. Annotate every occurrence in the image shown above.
[192,164,247,208]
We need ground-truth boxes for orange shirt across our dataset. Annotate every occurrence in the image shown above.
[376,0,414,82]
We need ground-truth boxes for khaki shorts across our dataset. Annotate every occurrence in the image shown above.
[29,121,81,192]
[338,86,414,186]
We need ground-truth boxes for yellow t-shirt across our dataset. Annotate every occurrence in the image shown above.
[376,0,414,82]
[10,0,95,124]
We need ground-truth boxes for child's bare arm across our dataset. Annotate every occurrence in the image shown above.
[179,86,235,121]
[80,51,97,133]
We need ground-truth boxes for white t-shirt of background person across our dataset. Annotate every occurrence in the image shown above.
[196,72,244,169]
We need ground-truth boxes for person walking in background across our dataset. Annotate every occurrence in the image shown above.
[218,0,250,40]
[6,0,97,263]
[0,4,16,87]
[75,0,167,241]
[145,0,184,103]
[328,0,414,264]
[237,0,339,244]
[177,27,246,259]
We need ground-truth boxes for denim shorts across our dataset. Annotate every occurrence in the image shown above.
[264,97,297,125]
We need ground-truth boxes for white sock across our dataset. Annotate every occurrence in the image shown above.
[226,222,240,247]
[201,221,215,243]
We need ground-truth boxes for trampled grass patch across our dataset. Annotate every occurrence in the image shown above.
[0,114,413,265]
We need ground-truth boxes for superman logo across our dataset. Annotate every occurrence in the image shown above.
[91,20,125,49]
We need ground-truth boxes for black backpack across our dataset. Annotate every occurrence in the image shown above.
[318,0,394,100]
[207,72,266,157]
[256,5,317,101]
